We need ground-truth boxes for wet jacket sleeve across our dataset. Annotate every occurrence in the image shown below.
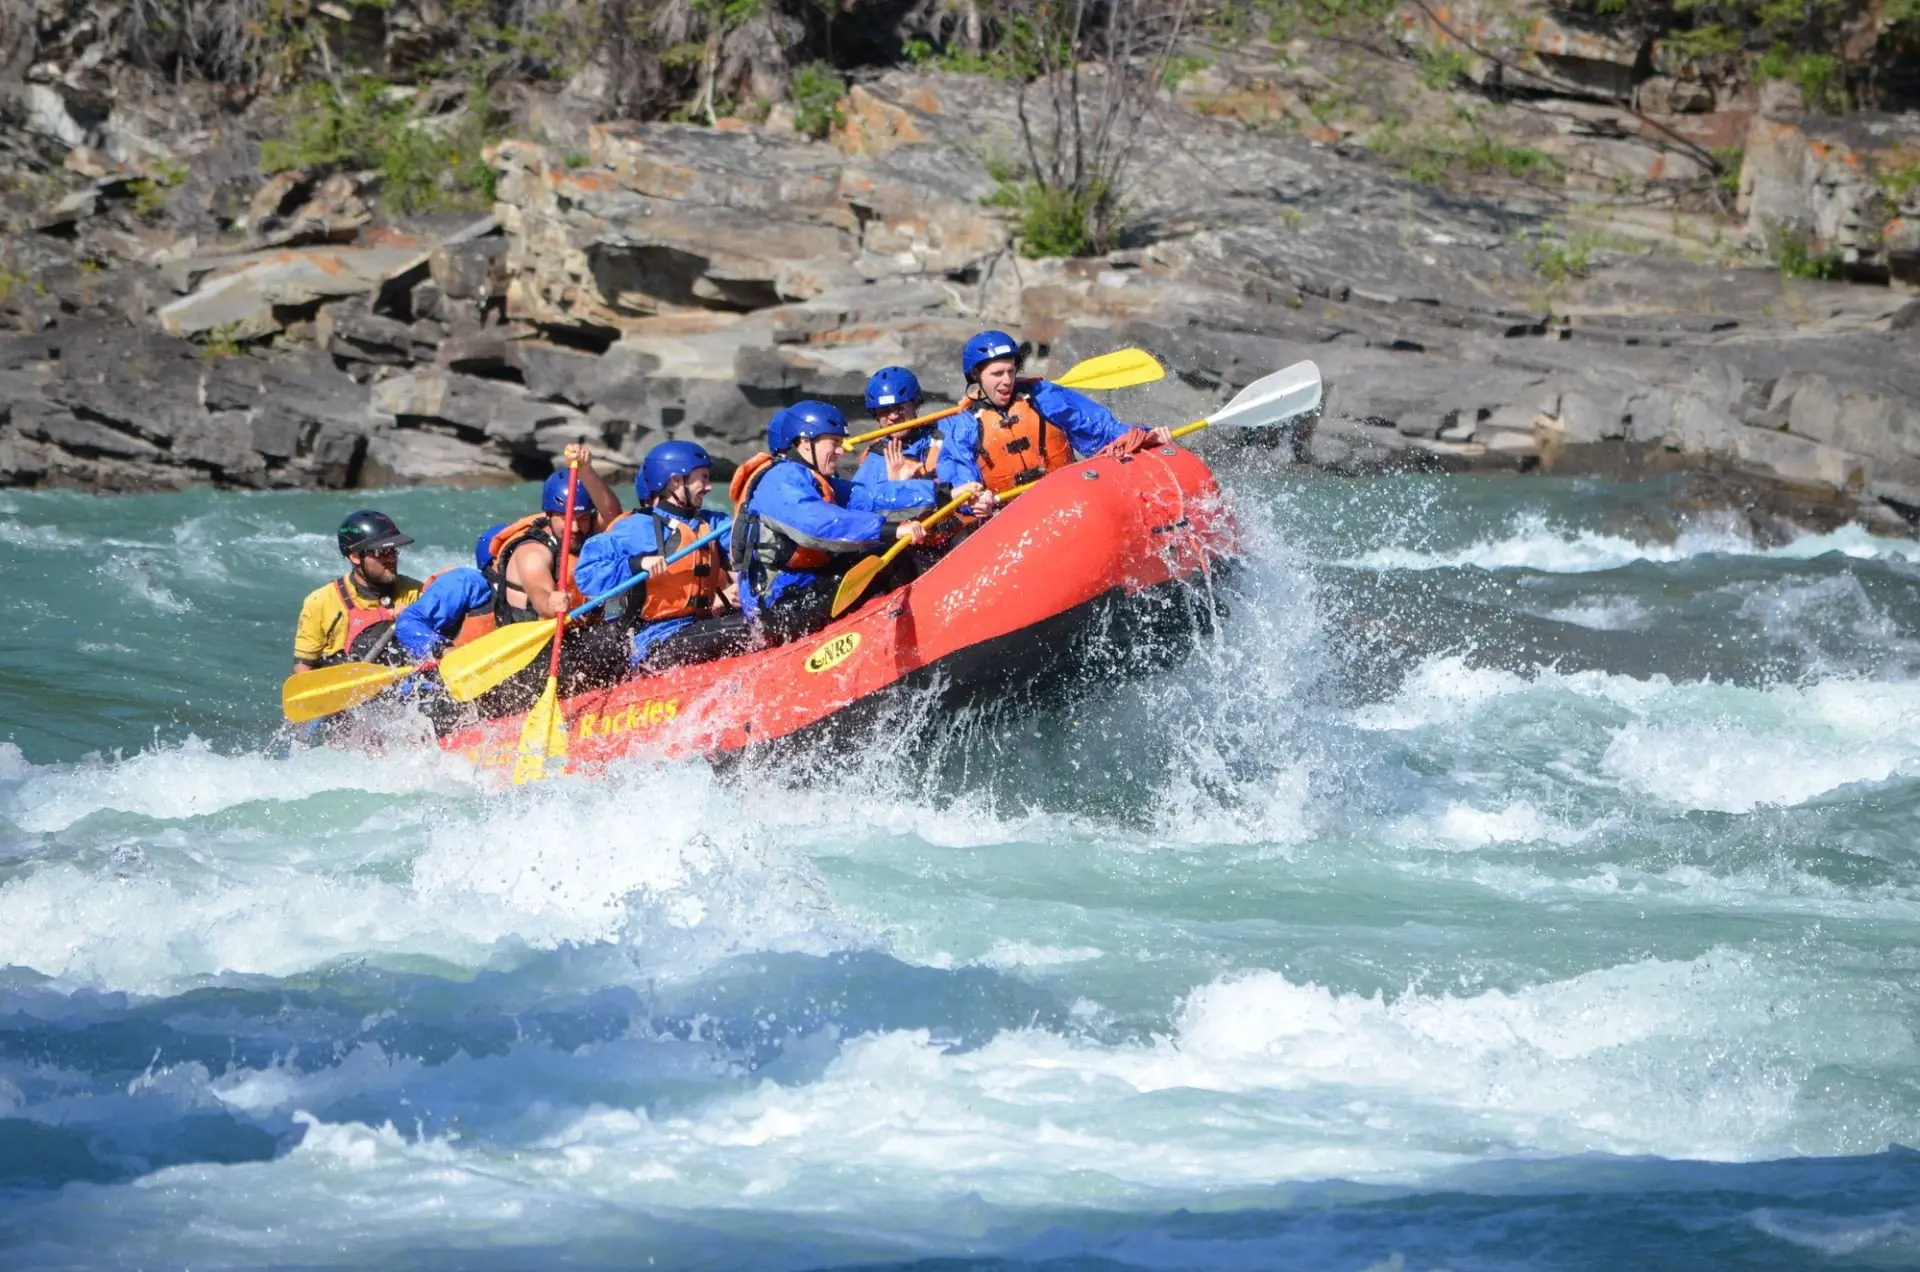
[1032,380,1137,455]
[753,464,890,553]
[847,473,936,519]
[935,410,986,489]
[572,520,657,599]
[393,569,492,659]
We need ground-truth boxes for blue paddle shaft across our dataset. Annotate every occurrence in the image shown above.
[566,523,728,621]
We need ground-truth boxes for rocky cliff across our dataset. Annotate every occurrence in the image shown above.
[2,0,1917,538]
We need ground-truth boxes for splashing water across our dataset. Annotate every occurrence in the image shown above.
[1,473,1918,1269]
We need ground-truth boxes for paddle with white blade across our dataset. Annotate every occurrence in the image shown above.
[1164,359,1323,445]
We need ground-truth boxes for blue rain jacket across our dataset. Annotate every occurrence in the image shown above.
[935,380,1136,489]
[850,430,938,502]
[393,567,494,659]
[573,507,733,662]
[739,459,934,616]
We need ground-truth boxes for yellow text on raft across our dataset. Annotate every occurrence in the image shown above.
[577,699,679,740]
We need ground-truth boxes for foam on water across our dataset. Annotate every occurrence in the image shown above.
[1387,799,1594,850]
[4,735,471,833]
[1352,655,1920,813]
[1341,511,1920,574]
[1539,597,1651,630]
[1600,678,1920,813]
[0,741,859,993]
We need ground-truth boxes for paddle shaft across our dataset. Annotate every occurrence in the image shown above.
[845,403,964,449]
[565,521,730,621]
[877,486,976,570]
[547,460,581,681]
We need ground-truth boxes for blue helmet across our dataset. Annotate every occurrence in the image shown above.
[640,440,714,501]
[541,471,597,516]
[961,330,1021,380]
[475,522,506,571]
[864,366,923,411]
[767,400,849,453]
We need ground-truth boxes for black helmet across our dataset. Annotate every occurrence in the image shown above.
[337,510,414,557]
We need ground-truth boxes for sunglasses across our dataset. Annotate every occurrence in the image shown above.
[360,546,400,562]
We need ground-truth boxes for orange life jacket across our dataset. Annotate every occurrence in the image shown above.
[488,514,584,625]
[604,505,729,623]
[970,388,1073,495]
[727,452,774,507]
[729,452,840,576]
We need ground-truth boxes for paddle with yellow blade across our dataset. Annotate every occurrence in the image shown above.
[511,458,583,785]
[829,486,989,620]
[828,359,1324,620]
[841,347,1166,448]
[437,522,731,703]
[281,657,437,723]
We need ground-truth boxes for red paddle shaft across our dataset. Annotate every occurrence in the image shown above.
[547,459,581,680]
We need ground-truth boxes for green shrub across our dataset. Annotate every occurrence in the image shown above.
[1881,163,1920,200]
[936,47,1000,75]
[1526,228,1599,282]
[1162,53,1209,88]
[790,61,846,140]
[0,266,30,304]
[259,76,499,212]
[1261,0,1402,39]
[1712,145,1745,196]
[1464,135,1556,179]
[1772,230,1838,279]
[990,178,1113,258]
[1370,124,1560,188]
[198,324,248,358]
[1756,45,1845,111]
[1661,22,1743,59]
[126,178,168,218]
[1415,45,1471,90]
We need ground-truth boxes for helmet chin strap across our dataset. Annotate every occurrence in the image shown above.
[800,436,830,474]
[658,479,698,516]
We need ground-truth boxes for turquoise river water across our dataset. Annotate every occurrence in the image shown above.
[2,464,1919,1270]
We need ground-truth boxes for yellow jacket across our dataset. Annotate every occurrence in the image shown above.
[293,571,424,665]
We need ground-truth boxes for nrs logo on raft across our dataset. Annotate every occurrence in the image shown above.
[805,633,861,673]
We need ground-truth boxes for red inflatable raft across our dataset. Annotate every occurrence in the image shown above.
[438,443,1234,774]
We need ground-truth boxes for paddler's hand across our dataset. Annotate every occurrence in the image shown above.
[1101,428,1167,458]
[958,482,997,517]
[562,442,594,466]
[638,554,665,577]
[883,437,914,482]
[541,590,571,618]
[896,520,928,544]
